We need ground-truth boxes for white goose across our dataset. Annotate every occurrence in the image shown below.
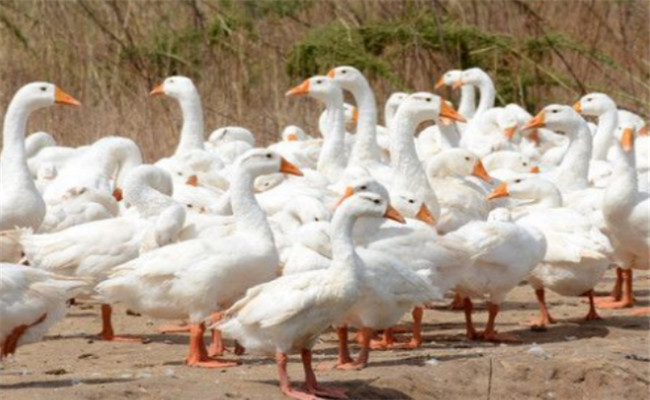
[435,69,476,120]
[1,264,89,359]
[96,150,303,368]
[487,176,612,326]
[215,192,403,399]
[1,82,80,232]
[20,165,186,341]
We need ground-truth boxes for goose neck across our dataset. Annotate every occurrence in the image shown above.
[349,85,379,165]
[318,100,347,180]
[329,209,360,268]
[556,123,591,191]
[229,169,273,238]
[389,112,424,176]
[592,109,617,160]
[604,143,637,215]
[475,78,496,116]
[175,91,205,154]
[458,84,476,118]
[1,99,34,184]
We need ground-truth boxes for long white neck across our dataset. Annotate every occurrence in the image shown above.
[603,141,637,219]
[175,90,205,155]
[592,109,617,160]
[555,123,592,191]
[437,122,460,148]
[329,208,361,272]
[458,84,477,119]
[1,99,37,187]
[229,168,273,241]
[390,111,440,217]
[318,100,347,181]
[349,84,380,166]
[475,77,496,117]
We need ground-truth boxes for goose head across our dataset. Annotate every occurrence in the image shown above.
[289,196,332,224]
[523,104,584,136]
[614,117,638,153]
[286,75,343,105]
[337,192,405,224]
[427,149,492,182]
[235,149,303,178]
[435,70,462,89]
[11,82,80,113]
[573,93,617,117]
[495,108,520,140]
[149,76,198,100]
[326,66,368,92]
[385,92,408,115]
[281,125,309,142]
[482,151,537,174]
[487,176,561,203]
[396,92,466,125]
[455,68,490,89]
[390,191,436,225]
[209,127,255,147]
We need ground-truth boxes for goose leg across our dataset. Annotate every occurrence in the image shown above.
[595,267,623,304]
[185,323,239,368]
[337,327,372,370]
[583,290,603,321]
[277,352,320,400]
[370,327,396,350]
[4,313,46,356]
[207,312,225,357]
[528,288,557,327]
[302,349,348,399]
[598,269,635,309]
[156,322,190,333]
[463,297,479,340]
[481,302,519,342]
[336,326,352,365]
[406,306,424,348]
[99,304,141,342]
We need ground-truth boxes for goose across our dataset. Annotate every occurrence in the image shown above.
[482,150,539,181]
[458,107,518,157]
[487,176,612,326]
[597,122,650,313]
[376,92,408,158]
[1,264,89,359]
[20,165,186,341]
[214,192,404,399]
[435,69,476,120]
[206,126,255,165]
[285,75,348,182]
[0,82,80,233]
[447,208,546,342]
[96,149,303,368]
[40,136,143,232]
[616,110,649,190]
[454,67,495,118]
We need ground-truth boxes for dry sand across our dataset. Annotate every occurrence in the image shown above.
[2,269,649,400]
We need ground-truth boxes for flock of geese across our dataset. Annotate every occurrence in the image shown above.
[1,66,649,400]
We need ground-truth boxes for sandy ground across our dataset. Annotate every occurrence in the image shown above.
[1,269,649,400]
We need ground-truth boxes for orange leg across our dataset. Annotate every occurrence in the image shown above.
[463,297,479,340]
[598,269,635,309]
[302,349,347,399]
[370,327,396,350]
[449,293,465,310]
[528,288,557,327]
[406,306,423,348]
[207,312,224,357]
[627,307,650,316]
[481,302,519,342]
[99,304,141,342]
[583,290,603,321]
[594,267,623,304]
[156,323,190,333]
[185,323,239,368]
[3,313,46,356]
[337,327,372,370]
[233,340,246,356]
[276,352,318,400]
[336,326,352,365]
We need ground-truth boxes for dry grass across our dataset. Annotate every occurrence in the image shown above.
[1,0,648,161]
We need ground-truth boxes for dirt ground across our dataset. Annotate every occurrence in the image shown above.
[2,269,649,400]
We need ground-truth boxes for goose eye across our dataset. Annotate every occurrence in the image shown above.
[177,172,183,176]
[316,79,322,84]
[373,199,380,204]
[552,109,559,114]
[187,204,193,208]
[465,156,470,161]
[169,79,174,83]
[515,179,521,183]
[586,98,592,102]
[408,199,415,204]
[523,162,528,167]
[314,217,319,222]
[360,185,367,190]
[426,98,431,102]
[266,153,272,159]
[40,86,47,92]
[341,70,347,74]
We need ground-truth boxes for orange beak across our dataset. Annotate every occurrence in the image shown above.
[287,133,298,141]
[112,187,123,202]
[523,111,546,130]
[285,79,310,97]
[621,128,634,152]
[335,186,355,207]
[528,130,540,145]
[452,80,463,90]
[384,204,406,224]
[55,87,81,106]
[472,160,492,183]
[186,175,198,187]
[639,124,648,136]
[149,84,165,96]
[530,166,541,174]
[487,182,509,200]
[439,101,466,123]
[279,157,303,176]
[416,203,436,225]
[327,69,336,78]
[572,101,582,114]
[434,77,445,90]
[503,126,517,140]
[352,107,359,123]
